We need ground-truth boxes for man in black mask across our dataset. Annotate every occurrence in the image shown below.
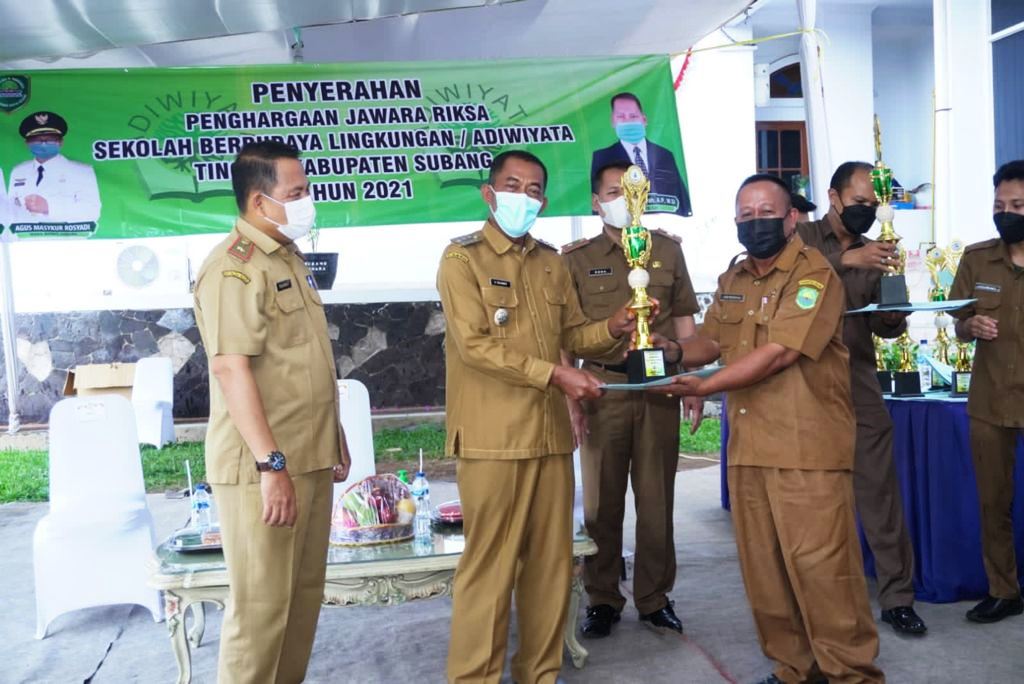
[796,161,927,635]
[950,159,1024,624]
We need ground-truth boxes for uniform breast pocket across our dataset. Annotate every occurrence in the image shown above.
[274,288,310,347]
[647,270,674,304]
[582,278,621,318]
[973,287,1002,314]
[716,302,750,356]
[482,286,519,338]
[543,288,566,329]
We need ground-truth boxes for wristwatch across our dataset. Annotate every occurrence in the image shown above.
[255,450,287,473]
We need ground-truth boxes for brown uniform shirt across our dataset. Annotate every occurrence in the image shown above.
[437,220,623,460]
[194,218,347,484]
[700,235,855,470]
[949,237,1024,428]
[797,217,906,411]
[562,228,700,351]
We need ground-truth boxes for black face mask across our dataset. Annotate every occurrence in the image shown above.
[995,211,1024,245]
[737,218,788,259]
[838,202,877,235]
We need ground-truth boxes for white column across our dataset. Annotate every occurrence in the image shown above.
[796,0,833,209]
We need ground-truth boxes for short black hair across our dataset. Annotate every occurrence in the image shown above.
[592,161,632,194]
[610,92,644,113]
[488,150,548,191]
[791,193,816,213]
[830,161,874,193]
[736,173,792,210]
[231,140,301,211]
[994,160,1024,188]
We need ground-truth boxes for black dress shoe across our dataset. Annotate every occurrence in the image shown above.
[639,603,683,634]
[581,604,620,638]
[966,595,1024,623]
[881,605,927,635]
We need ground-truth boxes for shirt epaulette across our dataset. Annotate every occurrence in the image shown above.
[227,236,255,263]
[451,231,483,247]
[728,251,748,269]
[560,236,594,254]
[651,228,683,244]
[534,238,557,251]
[964,237,1001,254]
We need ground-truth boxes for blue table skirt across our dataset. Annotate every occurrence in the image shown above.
[719,397,1024,603]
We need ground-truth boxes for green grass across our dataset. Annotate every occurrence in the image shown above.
[0,419,722,503]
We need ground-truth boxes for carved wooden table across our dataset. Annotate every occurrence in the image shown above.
[149,531,597,683]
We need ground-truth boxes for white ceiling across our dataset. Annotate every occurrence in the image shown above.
[1,0,754,69]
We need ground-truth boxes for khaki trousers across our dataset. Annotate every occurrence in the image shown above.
[728,466,883,684]
[852,407,915,609]
[215,468,334,684]
[581,387,679,614]
[447,454,573,684]
[969,417,1023,599]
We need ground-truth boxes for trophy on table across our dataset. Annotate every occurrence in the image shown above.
[872,116,911,307]
[892,331,923,397]
[951,340,974,397]
[620,165,668,384]
[924,241,964,377]
[874,335,894,394]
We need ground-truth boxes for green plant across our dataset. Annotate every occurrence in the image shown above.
[679,418,721,455]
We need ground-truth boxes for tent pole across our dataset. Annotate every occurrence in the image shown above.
[0,239,21,434]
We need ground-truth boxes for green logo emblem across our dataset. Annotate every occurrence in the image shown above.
[0,75,29,113]
[796,286,820,310]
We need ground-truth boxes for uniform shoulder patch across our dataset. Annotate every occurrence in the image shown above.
[451,231,483,246]
[227,236,255,263]
[534,238,557,251]
[222,269,251,284]
[796,285,821,310]
[560,236,594,254]
[651,228,683,244]
[798,278,824,290]
[445,250,469,263]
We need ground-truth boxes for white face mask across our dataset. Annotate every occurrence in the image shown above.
[261,193,317,241]
[598,196,631,229]
[489,188,542,238]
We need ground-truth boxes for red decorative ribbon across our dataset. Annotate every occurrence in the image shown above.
[673,49,693,91]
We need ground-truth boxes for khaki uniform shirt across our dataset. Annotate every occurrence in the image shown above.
[437,221,624,459]
[797,217,906,412]
[949,237,1024,427]
[563,228,700,362]
[194,218,348,484]
[700,235,855,470]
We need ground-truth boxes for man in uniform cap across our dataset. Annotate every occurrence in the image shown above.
[8,111,101,227]
[439,150,641,683]
[562,161,701,638]
[649,174,883,684]
[796,161,927,636]
[950,159,1024,624]
[193,140,350,683]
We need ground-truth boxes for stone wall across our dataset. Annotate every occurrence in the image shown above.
[0,302,446,425]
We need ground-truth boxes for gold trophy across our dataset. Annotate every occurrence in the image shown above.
[892,331,923,396]
[872,116,910,307]
[924,241,964,381]
[620,165,667,384]
[952,340,973,396]
[874,335,893,393]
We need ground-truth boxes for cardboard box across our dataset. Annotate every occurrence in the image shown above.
[63,363,137,400]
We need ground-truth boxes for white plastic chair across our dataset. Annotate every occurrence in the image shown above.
[132,356,175,448]
[34,395,163,638]
[334,380,376,500]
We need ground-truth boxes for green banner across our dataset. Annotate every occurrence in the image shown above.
[0,56,689,239]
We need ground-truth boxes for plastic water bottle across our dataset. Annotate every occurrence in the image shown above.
[192,483,212,530]
[410,470,432,543]
[917,339,932,391]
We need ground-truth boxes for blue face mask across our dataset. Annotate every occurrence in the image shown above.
[28,141,60,161]
[615,121,646,145]
[489,188,542,238]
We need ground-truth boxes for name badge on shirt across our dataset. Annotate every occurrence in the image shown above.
[720,293,745,302]
[276,279,293,292]
[589,267,613,277]
[975,282,1001,293]
[490,278,511,288]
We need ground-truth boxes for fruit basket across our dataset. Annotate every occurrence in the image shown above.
[330,474,416,546]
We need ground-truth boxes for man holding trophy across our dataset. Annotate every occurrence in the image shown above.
[796,160,926,635]
[562,161,700,638]
[647,174,883,684]
[950,159,1024,624]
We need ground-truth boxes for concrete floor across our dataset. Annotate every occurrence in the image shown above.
[4,466,1023,683]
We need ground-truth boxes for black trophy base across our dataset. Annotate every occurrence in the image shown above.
[893,371,922,397]
[626,348,668,384]
[952,371,972,397]
[878,274,910,308]
[876,370,893,394]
